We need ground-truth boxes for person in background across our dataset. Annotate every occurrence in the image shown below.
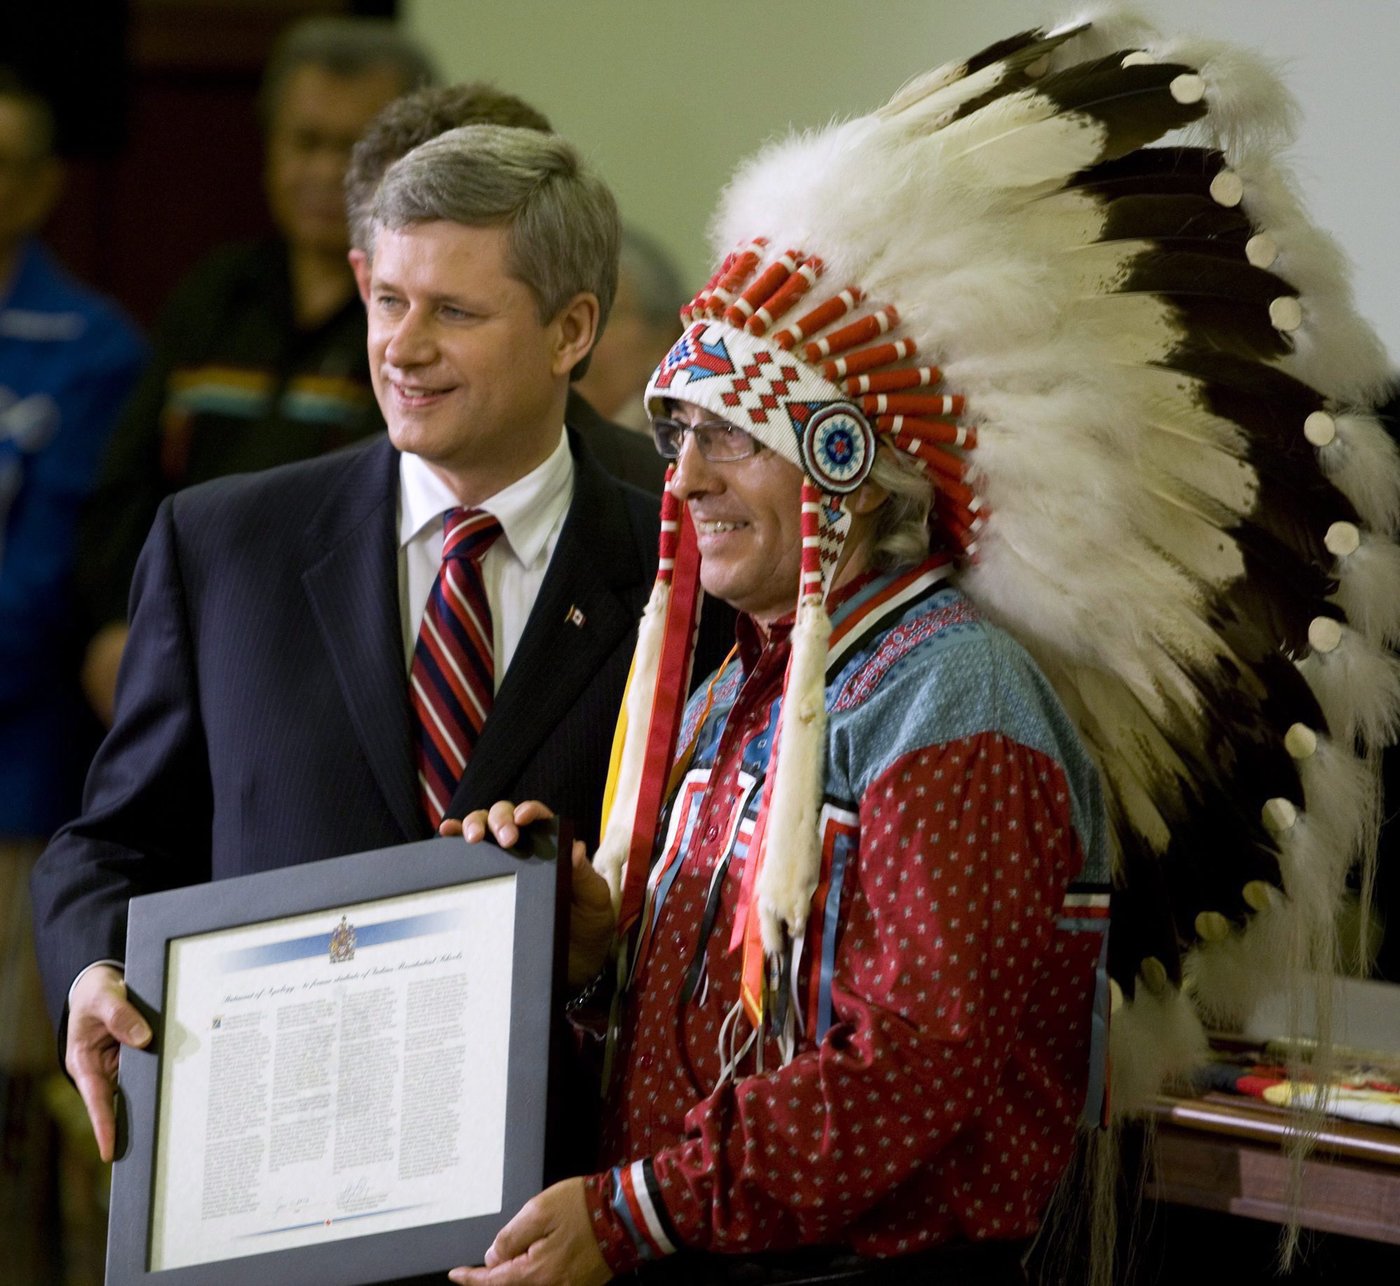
[574,226,684,434]
[344,81,665,494]
[0,68,145,1284]
[76,16,435,726]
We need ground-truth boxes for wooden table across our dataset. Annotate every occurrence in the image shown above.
[1147,1095,1400,1245]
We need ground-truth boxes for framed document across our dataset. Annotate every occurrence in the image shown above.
[107,832,569,1286]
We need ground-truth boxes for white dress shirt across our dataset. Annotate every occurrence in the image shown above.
[397,429,575,683]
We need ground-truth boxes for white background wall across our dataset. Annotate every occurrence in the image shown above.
[403,0,1400,363]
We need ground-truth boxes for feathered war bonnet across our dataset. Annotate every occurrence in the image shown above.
[595,5,1400,1106]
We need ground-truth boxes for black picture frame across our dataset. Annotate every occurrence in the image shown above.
[107,831,569,1286]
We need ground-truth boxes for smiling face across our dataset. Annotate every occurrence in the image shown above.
[368,220,595,503]
[666,402,808,624]
[668,401,891,624]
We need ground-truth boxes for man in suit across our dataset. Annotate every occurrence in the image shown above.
[30,125,661,1165]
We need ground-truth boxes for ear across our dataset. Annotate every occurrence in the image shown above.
[348,249,371,305]
[845,474,889,515]
[549,292,600,379]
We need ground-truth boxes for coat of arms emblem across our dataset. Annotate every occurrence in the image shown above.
[329,915,356,963]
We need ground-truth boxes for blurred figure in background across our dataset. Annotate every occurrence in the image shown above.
[344,81,666,493]
[77,17,434,726]
[342,79,553,253]
[575,225,684,433]
[0,68,145,1285]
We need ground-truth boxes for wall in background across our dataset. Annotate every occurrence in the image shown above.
[403,0,1400,365]
[33,0,366,328]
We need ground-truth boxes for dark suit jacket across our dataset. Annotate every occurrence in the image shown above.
[30,429,660,1029]
[567,387,666,495]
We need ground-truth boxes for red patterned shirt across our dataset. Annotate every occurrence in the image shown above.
[583,563,1108,1273]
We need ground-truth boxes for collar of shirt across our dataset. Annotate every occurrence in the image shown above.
[733,566,883,674]
[397,428,575,676]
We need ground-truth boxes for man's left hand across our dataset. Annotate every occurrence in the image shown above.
[448,1178,612,1285]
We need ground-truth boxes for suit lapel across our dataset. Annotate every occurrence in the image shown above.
[302,437,424,842]
[451,438,643,814]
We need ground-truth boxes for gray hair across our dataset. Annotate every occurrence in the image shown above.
[370,125,620,376]
[259,17,436,127]
[618,226,685,328]
[867,445,935,570]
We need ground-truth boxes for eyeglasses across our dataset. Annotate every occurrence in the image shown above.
[651,416,761,463]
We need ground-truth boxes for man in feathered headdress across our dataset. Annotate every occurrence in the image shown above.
[450,8,1400,1284]
[450,400,1107,1286]
[446,65,1115,1286]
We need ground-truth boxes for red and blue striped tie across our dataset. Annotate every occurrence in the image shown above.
[410,508,502,829]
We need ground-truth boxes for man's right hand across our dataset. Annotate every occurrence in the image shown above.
[442,802,617,989]
[66,964,152,1162]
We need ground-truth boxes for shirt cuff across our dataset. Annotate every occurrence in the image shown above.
[584,1162,681,1276]
[68,959,124,1004]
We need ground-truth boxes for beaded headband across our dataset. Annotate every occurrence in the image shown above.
[645,241,980,555]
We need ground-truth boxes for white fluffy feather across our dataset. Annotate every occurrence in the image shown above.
[1318,412,1400,536]
[1295,731,1380,866]
[1297,626,1400,749]
[1332,535,1400,645]
[757,595,831,950]
[1110,983,1208,1114]
[1187,816,1344,1027]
